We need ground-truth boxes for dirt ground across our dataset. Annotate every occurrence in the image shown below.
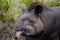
[0,20,15,40]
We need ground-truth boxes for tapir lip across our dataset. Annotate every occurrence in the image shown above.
[15,31,24,39]
[15,31,21,38]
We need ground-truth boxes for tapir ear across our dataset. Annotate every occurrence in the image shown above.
[34,4,43,15]
[22,5,27,13]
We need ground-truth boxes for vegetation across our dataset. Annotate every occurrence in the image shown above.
[0,0,60,40]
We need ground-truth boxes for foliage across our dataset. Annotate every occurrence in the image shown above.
[44,0,60,7]
[0,0,11,12]
[45,1,56,7]
[0,0,12,23]
[56,0,60,6]
[12,36,14,40]
[5,0,21,21]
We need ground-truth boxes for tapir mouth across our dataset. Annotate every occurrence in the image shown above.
[15,25,36,38]
[15,27,26,38]
[15,30,25,39]
[15,31,21,38]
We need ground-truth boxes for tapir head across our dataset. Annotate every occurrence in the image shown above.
[15,2,47,38]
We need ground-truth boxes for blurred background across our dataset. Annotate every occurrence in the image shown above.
[0,0,60,40]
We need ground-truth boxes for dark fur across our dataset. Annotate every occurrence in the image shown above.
[15,2,60,40]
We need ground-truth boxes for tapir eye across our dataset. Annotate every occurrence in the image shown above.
[22,18,34,22]
[28,20,35,23]
[22,18,35,24]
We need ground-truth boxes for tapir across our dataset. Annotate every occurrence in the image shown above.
[15,2,60,40]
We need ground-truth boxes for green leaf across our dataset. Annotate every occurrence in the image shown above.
[12,36,14,40]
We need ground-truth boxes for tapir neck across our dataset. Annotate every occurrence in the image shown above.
[25,31,44,40]
[25,37,40,40]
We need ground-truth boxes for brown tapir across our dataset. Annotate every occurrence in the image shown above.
[15,2,60,40]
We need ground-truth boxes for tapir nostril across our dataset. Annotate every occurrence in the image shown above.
[15,26,20,30]
[15,26,26,32]
[21,28,26,32]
